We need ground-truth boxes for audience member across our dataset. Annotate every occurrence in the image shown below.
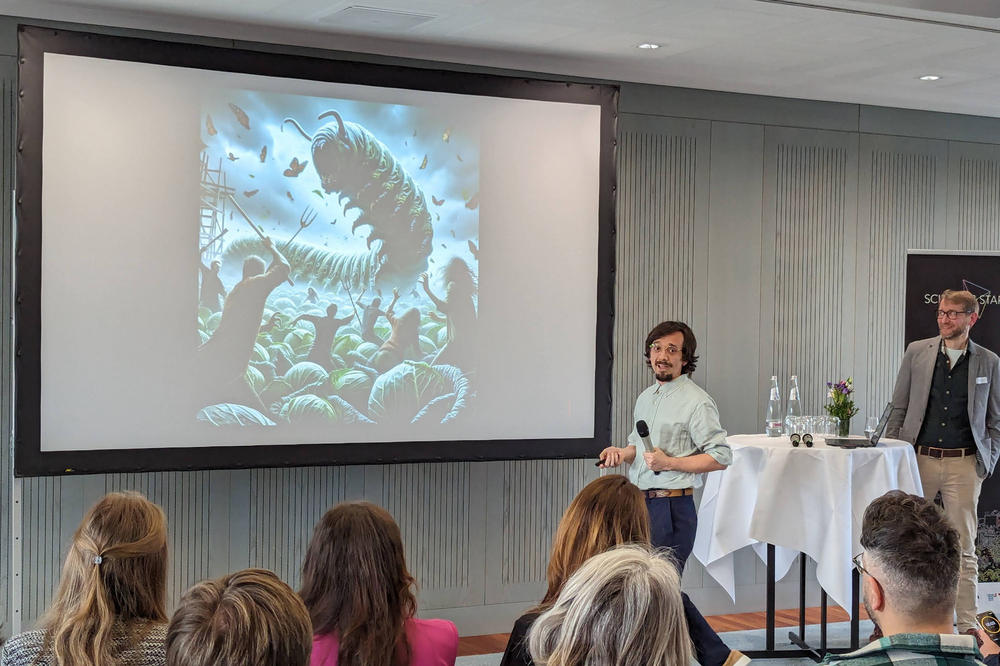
[0,492,168,666]
[824,490,987,666]
[528,544,692,666]
[300,501,458,666]
[166,568,312,666]
[499,474,745,666]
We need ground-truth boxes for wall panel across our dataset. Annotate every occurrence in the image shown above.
[761,128,858,421]
[948,142,1000,250]
[1,60,14,636]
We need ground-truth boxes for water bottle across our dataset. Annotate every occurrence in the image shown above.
[765,376,783,437]
[784,375,802,434]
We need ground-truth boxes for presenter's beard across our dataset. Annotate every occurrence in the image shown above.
[654,364,676,383]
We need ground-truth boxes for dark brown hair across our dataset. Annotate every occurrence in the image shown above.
[299,502,417,666]
[41,491,168,666]
[538,475,650,610]
[166,568,312,666]
[644,321,699,374]
[861,490,960,620]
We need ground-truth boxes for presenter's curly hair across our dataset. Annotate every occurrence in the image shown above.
[40,491,168,666]
[644,320,699,374]
[539,475,651,610]
[529,545,693,666]
[299,502,417,666]
[861,490,960,621]
[167,568,312,666]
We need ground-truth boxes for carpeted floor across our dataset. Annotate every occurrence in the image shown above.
[455,619,876,665]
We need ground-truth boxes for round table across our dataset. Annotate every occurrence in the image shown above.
[693,433,922,614]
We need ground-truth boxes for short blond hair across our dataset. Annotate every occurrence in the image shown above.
[528,545,693,666]
[941,289,979,315]
[167,569,312,666]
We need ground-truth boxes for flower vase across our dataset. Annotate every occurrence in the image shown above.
[838,417,851,437]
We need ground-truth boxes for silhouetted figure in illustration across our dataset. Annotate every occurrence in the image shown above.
[259,312,282,335]
[306,286,319,304]
[420,257,477,367]
[199,258,226,312]
[197,238,290,411]
[358,296,387,345]
[292,304,353,369]
[369,289,422,373]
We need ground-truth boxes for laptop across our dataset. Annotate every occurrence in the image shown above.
[825,402,893,449]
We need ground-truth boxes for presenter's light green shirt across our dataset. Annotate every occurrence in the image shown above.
[626,373,732,490]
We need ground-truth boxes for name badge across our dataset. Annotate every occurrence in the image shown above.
[977,376,989,385]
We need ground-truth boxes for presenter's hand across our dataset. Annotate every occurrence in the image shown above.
[643,449,674,472]
[598,446,625,468]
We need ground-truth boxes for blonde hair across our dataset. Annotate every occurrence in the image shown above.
[528,545,693,666]
[40,491,168,666]
[166,568,312,666]
[941,289,979,316]
[539,475,649,610]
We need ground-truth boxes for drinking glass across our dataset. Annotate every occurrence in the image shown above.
[864,415,879,439]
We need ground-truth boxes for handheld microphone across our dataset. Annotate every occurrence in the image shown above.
[636,420,661,476]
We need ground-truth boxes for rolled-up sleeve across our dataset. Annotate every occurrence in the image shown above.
[690,401,732,467]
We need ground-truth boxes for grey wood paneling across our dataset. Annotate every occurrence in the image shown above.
[613,114,711,445]
[947,142,1000,250]
[854,135,945,427]
[761,127,859,422]
[484,459,597,604]
[247,466,349,590]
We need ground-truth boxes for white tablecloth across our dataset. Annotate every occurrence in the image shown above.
[692,434,922,611]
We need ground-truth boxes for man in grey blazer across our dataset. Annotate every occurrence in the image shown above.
[886,289,1000,634]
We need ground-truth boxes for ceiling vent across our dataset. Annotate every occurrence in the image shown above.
[318,6,437,31]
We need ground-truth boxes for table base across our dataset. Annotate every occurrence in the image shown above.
[742,545,862,662]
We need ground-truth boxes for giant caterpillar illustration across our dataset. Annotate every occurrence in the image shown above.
[282,110,434,290]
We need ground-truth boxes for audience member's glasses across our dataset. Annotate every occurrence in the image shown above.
[852,552,875,580]
[649,344,682,355]
[936,309,972,320]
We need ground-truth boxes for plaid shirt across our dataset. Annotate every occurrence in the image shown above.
[823,633,988,666]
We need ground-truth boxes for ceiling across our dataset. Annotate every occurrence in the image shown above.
[4,0,1000,118]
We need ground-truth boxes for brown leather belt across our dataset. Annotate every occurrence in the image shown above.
[642,488,694,499]
[916,445,976,459]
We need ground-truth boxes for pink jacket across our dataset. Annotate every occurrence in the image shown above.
[310,617,458,666]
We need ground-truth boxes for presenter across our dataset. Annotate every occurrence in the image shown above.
[599,321,743,666]
[599,320,732,563]
[886,288,1000,636]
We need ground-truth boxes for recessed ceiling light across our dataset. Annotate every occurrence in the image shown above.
[637,43,661,49]
[919,75,942,81]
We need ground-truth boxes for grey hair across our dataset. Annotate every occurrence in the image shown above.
[527,544,693,666]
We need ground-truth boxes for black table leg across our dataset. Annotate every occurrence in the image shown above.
[851,567,860,649]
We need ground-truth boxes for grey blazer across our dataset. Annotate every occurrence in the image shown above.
[886,335,1000,478]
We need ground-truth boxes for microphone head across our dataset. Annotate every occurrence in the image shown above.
[636,420,650,438]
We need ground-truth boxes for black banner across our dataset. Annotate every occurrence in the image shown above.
[905,251,1000,602]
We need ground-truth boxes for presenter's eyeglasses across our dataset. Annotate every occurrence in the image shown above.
[649,343,682,355]
[937,309,973,320]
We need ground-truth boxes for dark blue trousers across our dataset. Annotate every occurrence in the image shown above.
[646,494,732,666]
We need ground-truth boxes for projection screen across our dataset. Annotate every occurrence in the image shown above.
[15,26,616,475]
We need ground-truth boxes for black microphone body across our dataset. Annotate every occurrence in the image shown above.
[636,419,661,476]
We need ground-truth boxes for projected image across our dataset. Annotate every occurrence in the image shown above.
[195,91,479,430]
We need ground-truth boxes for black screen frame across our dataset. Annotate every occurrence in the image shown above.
[14,25,618,476]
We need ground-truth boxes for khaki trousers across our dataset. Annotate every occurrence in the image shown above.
[916,452,983,632]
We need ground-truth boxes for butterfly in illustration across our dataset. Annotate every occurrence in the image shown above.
[442,128,451,142]
[205,115,217,136]
[227,152,239,161]
[229,103,250,130]
[465,193,479,210]
[244,189,259,197]
[456,154,463,162]
[284,158,308,177]
[468,240,479,260]
[286,191,294,202]
[432,196,444,206]
[259,145,267,163]
[419,154,428,170]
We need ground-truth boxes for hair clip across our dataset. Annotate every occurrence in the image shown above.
[803,433,814,448]
[790,433,801,447]
[93,555,103,566]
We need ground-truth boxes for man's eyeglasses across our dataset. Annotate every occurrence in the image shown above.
[937,309,973,320]
[649,343,682,355]
[853,552,877,584]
